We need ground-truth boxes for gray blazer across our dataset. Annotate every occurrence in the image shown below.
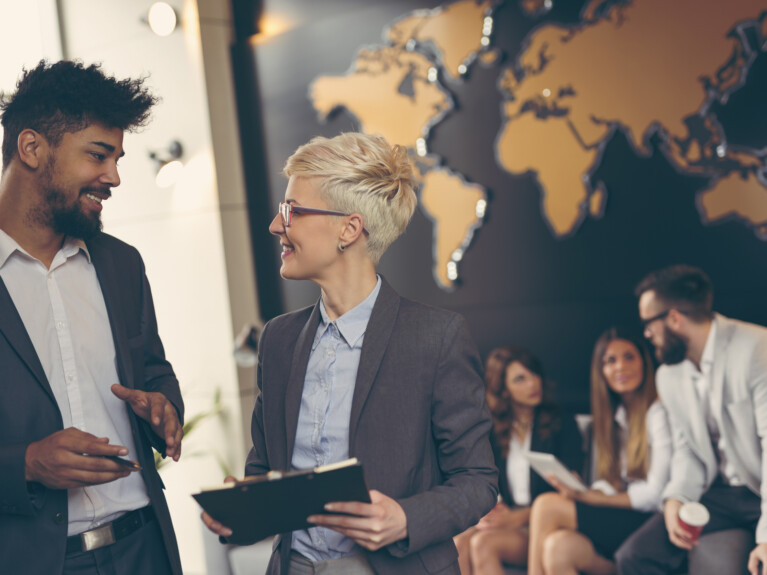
[658,313,767,542]
[0,232,184,575]
[246,277,498,575]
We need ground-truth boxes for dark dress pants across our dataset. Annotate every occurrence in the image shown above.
[63,517,173,575]
[615,483,761,575]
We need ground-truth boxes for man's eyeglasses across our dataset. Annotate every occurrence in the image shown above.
[640,309,690,329]
[640,310,671,330]
[278,202,369,235]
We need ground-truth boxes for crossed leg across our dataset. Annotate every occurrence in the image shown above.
[528,492,616,575]
[455,525,528,574]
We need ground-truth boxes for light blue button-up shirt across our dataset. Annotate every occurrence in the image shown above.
[291,276,381,561]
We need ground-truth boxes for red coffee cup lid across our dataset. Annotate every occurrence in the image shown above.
[679,502,710,527]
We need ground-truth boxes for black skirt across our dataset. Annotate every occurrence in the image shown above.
[575,500,654,559]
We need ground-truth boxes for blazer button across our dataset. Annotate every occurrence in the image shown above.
[54,512,65,525]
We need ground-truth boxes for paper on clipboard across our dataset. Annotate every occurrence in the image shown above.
[523,451,587,492]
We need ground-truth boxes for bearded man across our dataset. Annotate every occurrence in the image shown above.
[0,60,184,575]
[615,264,767,575]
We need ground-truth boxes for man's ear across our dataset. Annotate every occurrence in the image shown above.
[17,129,46,170]
[668,308,685,330]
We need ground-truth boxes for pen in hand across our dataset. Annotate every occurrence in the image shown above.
[91,454,143,470]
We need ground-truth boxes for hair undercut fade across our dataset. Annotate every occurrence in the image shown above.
[283,132,418,264]
[634,264,714,322]
[0,59,158,169]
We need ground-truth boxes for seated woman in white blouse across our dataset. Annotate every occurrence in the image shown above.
[527,327,672,575]
[454,347,584,574]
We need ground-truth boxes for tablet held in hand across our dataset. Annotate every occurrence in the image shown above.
[523,451,588,492]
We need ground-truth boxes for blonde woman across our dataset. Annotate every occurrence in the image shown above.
[527,327,671,575]
[454,347,583,574]
[203,133,497,575]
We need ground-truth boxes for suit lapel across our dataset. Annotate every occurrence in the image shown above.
[679,357,717,469]
[284,303,322,464]
[528,423,545,498]
[710,314,731,422]
[0,278,53,401]
[87,237,134,387]
[348,278,399,452]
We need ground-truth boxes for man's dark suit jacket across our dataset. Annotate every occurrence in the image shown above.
[245,277,498,575]
[494,411,585,508]
[0,232,184,575]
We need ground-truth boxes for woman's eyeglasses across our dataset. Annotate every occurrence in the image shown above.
[278,202,369,235]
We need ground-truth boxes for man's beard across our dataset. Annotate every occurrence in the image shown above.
[45,188,103,240]
[656,325,688,365]
[38,156,103,240]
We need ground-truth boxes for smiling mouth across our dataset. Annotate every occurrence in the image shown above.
[82,188,111,204]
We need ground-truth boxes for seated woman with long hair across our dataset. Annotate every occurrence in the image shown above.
[527,327,672,575]
[454,346,584,574]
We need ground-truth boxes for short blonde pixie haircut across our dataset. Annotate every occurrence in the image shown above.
[283,133,418,264]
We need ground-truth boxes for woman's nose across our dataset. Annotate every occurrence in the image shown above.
[269,212,285,235]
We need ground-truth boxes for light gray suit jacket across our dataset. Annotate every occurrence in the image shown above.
[658,313,767,542]
[245,277,498,575]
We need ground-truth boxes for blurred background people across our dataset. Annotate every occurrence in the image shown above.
[528,327,671,575]
[454,346,584,574]
[203,132,497,575]
[617,265,767,575]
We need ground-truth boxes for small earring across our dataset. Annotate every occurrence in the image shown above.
[337,243,346,253]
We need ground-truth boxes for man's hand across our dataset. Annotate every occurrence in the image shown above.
[476,502,526,531]
[111,384,182,461]
[748,542,767,575]
[664,498,696,550]
[307,489,408,551]
[201,476,236,538]
[25,427,136,489]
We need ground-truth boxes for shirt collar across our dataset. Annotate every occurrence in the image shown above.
[314,276,382,350]
[685,317,717,378]
[0,228,19,269]
[0,229,90,270]
[614,404,628,430]
[699,317,716,374]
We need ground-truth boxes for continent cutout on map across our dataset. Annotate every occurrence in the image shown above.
[387,0,491,79]
[497,112,602,235]
[311,47,451,149]
[699,172,767,238]
[311,0,495,289]
[418,166,486,287]
[496,0,767,237]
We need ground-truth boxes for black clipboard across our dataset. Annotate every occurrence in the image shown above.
[193,458,370,545]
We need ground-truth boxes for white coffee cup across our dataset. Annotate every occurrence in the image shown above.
[678,501,710,542]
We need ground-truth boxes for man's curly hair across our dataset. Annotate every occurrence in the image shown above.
[0,60,158,169]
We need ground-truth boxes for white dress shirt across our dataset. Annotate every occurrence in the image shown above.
[591,400,672,511]
[685,319,743,486]
[0,230,149,536]
[506,430,533,506]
